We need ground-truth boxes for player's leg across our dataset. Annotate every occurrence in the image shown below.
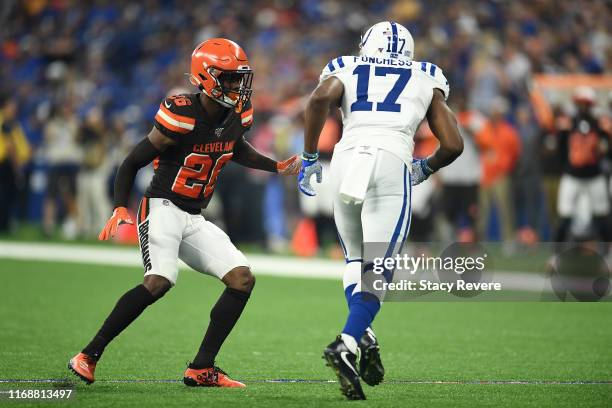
[324,149,409,398]
[342,151,410,353]
[177,216,253,387]
[328,148,365,307]
[333,178,385,387]
[335,227,385,390]
[588,175,611,243]
[495,176,515,242]
[325,174,370,398]
[477,185,492,240]
[358,155,410,388]
[554,174,579,246]
[69,198,185,384]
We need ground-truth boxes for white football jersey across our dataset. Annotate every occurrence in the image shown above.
[320,55,450,167]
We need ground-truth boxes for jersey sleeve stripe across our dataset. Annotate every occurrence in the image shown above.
[326,59,336,72]
[241,107,254,119]
[241,114,253,125]
[160,104,196,125]
[156,108,194,132]
[429,64,437,76]
[336,57,345,68]
[155,111,191,134]
[420,62,427,72]
[241,106,254,126]
[155,114,189,134]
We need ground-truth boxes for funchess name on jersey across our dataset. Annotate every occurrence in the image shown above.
[355,56,412,66]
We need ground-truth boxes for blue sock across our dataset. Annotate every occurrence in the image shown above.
[344,284,356,307]
[342,291,380,341]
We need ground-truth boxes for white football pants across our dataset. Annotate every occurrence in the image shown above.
[330,147,412,293]
[136,197,249,285]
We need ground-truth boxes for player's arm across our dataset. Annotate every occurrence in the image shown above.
[299,76,344,196]
[426,89,464,170]
[113,128,173,207]
[412,89,464,186]
[98,128,174,240]
[303,77,344,154]
[232,136,300,175]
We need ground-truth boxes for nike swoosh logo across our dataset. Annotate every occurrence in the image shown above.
[340,351,358,375]
[164,101,171,109]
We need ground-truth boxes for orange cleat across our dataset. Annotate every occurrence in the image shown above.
[183,366,245,388]
[68,352,97,384]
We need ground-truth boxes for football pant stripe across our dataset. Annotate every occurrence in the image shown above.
[400,172,413,252]
[136,198,141,224]
[382,165,408,283]
[336,228,348,262]
[138,196,149,224]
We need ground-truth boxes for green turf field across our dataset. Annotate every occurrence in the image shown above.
[0,258,611,407]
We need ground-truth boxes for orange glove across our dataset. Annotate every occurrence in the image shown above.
[277,155,301,175]
[98,207,134,241]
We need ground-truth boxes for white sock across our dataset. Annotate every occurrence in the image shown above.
[340,333,358,355]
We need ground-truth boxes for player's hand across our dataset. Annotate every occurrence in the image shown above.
[411,158,434,186]
[277,155,301,175]
[298,154,323,196]
[98,207,133,241]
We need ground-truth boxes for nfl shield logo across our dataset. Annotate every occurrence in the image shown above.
[215,128,224,137]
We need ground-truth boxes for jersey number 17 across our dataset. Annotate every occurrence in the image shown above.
[351,65,411,113]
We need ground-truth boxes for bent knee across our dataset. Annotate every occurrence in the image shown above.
[143,274,172,299]
[223,266,255,293]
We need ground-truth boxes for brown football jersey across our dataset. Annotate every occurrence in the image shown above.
[146,93,253,213]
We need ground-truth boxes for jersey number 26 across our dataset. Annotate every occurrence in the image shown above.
[172,153,233,199]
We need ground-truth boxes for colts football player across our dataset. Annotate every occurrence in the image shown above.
[298,22,463,399]
[68,38,300,388]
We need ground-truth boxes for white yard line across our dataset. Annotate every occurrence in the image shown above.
[0,241,551,292]
[0,241,343,279]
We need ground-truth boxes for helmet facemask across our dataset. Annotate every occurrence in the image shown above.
[202,68,253,112]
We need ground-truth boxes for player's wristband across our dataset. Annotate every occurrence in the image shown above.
[422,157,435,175]
[302,151,319,162]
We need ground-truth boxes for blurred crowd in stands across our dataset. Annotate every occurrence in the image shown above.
[0,0,610,255]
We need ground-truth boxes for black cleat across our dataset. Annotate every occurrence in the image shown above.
[359,327,384,386]
[323,336,366,400]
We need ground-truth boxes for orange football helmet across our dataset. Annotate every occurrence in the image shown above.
[189,38,253,112]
